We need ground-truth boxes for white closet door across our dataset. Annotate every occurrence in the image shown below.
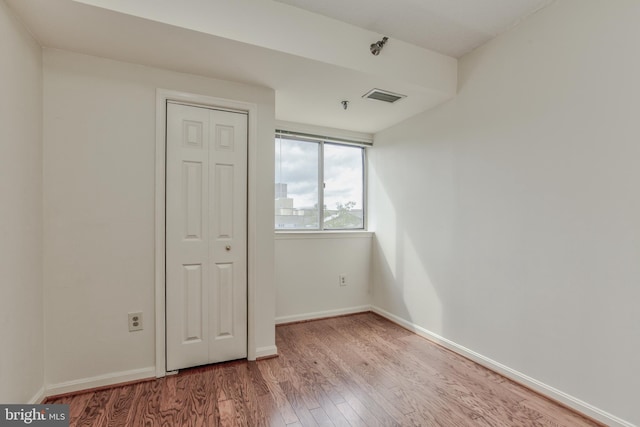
[166,102,247,371]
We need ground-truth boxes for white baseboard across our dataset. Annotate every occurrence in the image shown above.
[45,366,155,397]
[370,306,635,427]
[28,386,46,404]
[254,345,278,360]
[275,305,371,325]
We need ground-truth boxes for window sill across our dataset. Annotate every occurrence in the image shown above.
[274,230,374,240]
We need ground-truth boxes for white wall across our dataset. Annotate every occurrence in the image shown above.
[42,49,275,391]
[275,233,372,323]
[369,1,640,425]
[0,0,44,404]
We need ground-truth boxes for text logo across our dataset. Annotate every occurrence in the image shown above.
[0,405,68,426]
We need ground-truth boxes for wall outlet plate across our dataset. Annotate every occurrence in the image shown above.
[128,312,143,332]
[339,274,347,286]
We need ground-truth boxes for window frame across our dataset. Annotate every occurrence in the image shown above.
[275,129,369,232]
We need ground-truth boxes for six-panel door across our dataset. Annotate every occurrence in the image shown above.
[166,102,248,371]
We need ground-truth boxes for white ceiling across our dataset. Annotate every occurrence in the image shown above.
[6,0,552,133]
[273,0,554,58]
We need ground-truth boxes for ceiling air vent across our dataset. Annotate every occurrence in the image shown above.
[362,88,406,103]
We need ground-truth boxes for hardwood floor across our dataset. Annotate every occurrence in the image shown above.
[46,313,602,426]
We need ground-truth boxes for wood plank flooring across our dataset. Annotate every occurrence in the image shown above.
[45,312,603,426]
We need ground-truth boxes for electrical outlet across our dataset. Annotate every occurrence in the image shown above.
[128,312,143,332]
[339,274,347,287]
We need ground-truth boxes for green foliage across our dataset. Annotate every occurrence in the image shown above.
[324,201,362,229]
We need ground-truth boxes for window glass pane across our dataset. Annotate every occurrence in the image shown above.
[275,137,320,229]
[323,143,364,229]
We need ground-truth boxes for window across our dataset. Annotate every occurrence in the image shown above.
[275,132,366,230]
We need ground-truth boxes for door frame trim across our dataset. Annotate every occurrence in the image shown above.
[154,89,258,377]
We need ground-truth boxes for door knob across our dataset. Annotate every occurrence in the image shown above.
[225,245,231,251]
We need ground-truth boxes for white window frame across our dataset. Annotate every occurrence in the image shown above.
[275,128,371,232]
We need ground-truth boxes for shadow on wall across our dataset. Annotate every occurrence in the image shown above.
[369,184,444,334]
[368,117,454,341]
[367,85,640,427]
[367,105,544,365]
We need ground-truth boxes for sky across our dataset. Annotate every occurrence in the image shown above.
[275,137,363,211]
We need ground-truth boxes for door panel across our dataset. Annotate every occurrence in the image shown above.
[166,102,247,371]
[208,109,247,363]
[183,161,203,240]
[214,164,234,238]
[183,264,203,342]
[214,263,234,338]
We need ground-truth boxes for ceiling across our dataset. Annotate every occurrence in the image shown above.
[6,0,553,134]
[273,0,554,58]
